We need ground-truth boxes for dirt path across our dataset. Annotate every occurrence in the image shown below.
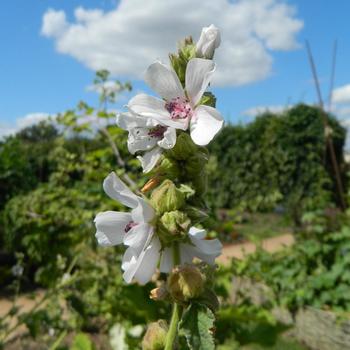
[217,233,294,265]
[0,233,295,329]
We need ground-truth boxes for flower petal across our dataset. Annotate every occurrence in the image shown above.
[185,58,215,106]
[94,211,132,246]
[179,244,196,264]
[128,94,187,130]
[159,247,173,273]
[132,198,155,223]
[103,172,138,208]
[188,226,222,265]
[157,127,177,150]
[145,61,185,101]
[190,105,224,146]
[127,127,158,154]
[117,111,157,130]
[123,235,161,285]
[128,94,168,119]
[124,223,152,247]
[137,147,162,173]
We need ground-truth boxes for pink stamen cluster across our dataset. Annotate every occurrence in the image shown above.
[148,125,167,138]
[165,97,193,120]
[125,221,138,232]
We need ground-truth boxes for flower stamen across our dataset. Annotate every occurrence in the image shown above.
[125,221,138,232]
[165,97,193,120]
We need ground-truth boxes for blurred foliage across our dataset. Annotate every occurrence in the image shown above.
[208,104,347,225]
[230,203,350,314]
[0,71,347,349]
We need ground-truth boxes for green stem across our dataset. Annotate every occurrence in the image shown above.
[164,243,182,350]
[165,303,181,350]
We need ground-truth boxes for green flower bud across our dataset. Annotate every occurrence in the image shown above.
[169,36,196,86]
[166,132,198,160]
[199,92,217,108]
[158,210,191,242]
[168,265,206,303]
[185,206,208,224]
[142,320,168,350]
[156,157,180,179]
[150,180,185,214]
[192,171,208,195]
[185,152,208,177]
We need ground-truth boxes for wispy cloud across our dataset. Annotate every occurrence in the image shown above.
[41,0,303,87]
[242,104,291,117]
[0,113,51,139]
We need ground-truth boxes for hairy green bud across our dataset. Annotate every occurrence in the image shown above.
[185,152,209,177]
[168,265,206,303]
[159,210,191,241]
[142,320,168,350]
[185,206,208,224]
[167,132,198,160]
[150,180,185,214]
[155,157,180,179]
[169,36,196,85]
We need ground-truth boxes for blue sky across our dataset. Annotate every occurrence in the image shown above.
[1,0,350,136]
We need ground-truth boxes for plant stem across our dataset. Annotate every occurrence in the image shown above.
[164,243,182,350]
[165,303,181,350]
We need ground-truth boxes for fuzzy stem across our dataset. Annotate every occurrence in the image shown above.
[164,243,182,350]
[165,302,181,350]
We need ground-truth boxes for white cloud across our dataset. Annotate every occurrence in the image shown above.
[242,104,290,117]
[0,113,51,139]
[333,84,350,104]
[41,9,68,38]
[41,0,303,87]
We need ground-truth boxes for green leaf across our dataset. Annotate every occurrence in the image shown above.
[179,303,215,350]
[70,333,95,350]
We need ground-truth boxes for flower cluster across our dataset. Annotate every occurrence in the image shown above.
[94,24,223,286]
[94,24,223,349]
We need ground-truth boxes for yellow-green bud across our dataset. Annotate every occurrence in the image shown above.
[156,157,180,179]
[166,132,198,160]
[168,265,206,303]
[185,206,208,224]
[142,320,168,350]
[185,152,208,177]
[150,180,185,214]
[159,210,191,239]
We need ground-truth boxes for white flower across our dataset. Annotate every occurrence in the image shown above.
[94,172,160,284]
[117,112,176,173]
[159,227,223,273]
[11,264,24,277]
[127,58,224,146]
[196,24,221,59]
[95,173,223,284]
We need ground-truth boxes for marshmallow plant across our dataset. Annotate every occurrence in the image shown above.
[95,25,223,350]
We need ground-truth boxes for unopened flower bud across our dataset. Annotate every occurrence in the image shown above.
[196,24,221,59]
[159,211,191,241]
[142,320,168,350]
[185,206,208,224]
[185,152,208,177]
[156,157,180,179]
[150,285,168,301]
[150,180,185,214]
[168,265,206,303]
[167,132,198,160]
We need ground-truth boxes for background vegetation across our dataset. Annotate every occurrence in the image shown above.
[0,75,349,349]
